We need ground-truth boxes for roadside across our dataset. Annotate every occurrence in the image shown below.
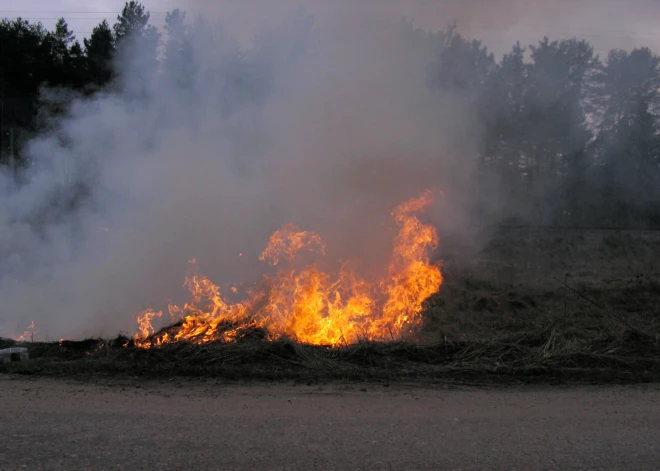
[2,375,659,470]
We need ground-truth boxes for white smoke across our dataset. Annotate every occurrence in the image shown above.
[0,2,479,340]
[4,0,654,340]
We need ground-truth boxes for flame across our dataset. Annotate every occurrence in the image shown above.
[16,321,35,342]
[258,223,326,266]
[134,191,443,347]
[136,310,162,340]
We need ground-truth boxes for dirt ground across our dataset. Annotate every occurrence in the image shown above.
[2,376,660,470]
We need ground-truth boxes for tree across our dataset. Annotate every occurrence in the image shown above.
[162,9,193,89]
[426,23,495,100]
[113,1,156,43]
[594,48,660,226]
[66,41,88,90]
[112,1,161,96]
[41,18,88,90]
[49,17,76,64]
[113,0,161,62]
[478,42,528,220]
[0,19,50,163]
[519,38,598,224]
[84,20,116,89]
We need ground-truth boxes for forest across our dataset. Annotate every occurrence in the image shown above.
[1,2,659,229]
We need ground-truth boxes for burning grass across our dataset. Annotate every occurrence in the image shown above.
[6,252,660,385]
[133,190,443,348]
[5,201,660,385]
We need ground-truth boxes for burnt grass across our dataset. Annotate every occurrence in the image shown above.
[3,228,660,385]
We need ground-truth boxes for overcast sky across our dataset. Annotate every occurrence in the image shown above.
[3,0,660,57]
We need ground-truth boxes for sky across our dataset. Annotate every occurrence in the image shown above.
[2,0,660,57]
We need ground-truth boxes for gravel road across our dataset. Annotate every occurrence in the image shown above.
[1,376,659,470]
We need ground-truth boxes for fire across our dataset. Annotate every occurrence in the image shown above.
[258,223,326,266]
[136,310,162,340]
[16,321,35,342]
[135,191,443,347]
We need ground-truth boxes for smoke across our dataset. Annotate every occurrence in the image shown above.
[0,1,482,340]
[169,0,659,56]
[4,0,656,340]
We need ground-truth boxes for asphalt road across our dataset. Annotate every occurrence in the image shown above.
[1,376,659,470]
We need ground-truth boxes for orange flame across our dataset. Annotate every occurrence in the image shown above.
[134,191,443,347]
[136,310,162,340]
[258,223,326,266]
[16,321,35,342]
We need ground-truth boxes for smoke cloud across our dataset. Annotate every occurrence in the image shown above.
[171,0,660,56]
[2,0,657,340]
[0,1,480,340]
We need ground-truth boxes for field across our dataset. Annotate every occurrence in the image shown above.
[2,227,660,385]
[429,226,660,340]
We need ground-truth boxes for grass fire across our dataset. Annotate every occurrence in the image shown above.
[2,1,660,391]
[134,190,443,348]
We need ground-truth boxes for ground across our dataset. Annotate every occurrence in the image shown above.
[2,375,660,470]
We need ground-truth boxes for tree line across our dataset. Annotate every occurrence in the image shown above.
[0,2,155,160]
[1,2,659,228]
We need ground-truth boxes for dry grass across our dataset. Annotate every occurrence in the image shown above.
[2,323,659,385]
